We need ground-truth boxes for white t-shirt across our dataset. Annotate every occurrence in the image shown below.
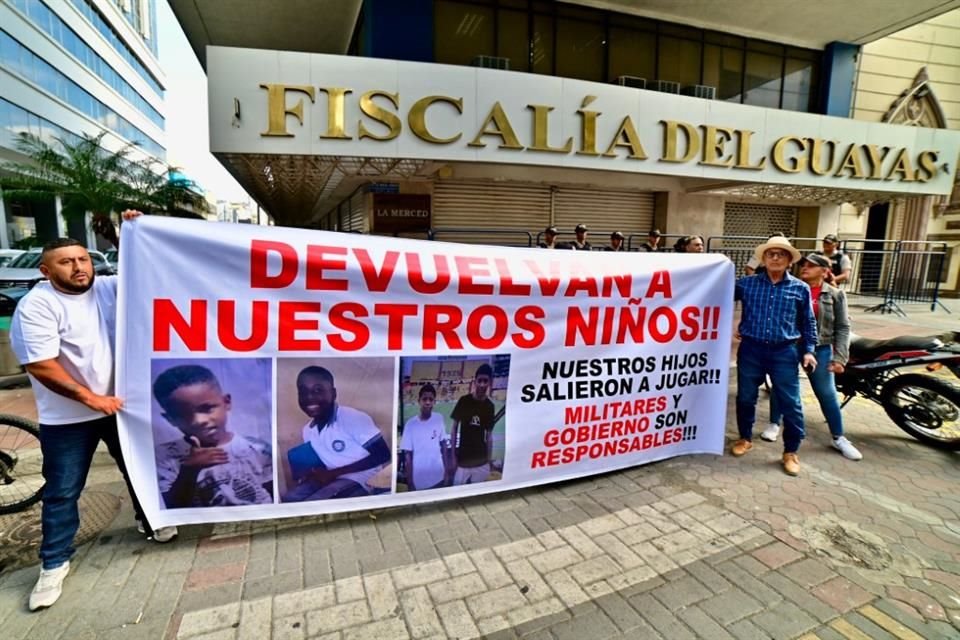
[401,412,448,489]
[302,405,385,488]
[156,433,273,507]
[11,277,117,425]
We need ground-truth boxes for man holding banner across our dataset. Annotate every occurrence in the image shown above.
[11,229,177,611]
[731,236,817,476]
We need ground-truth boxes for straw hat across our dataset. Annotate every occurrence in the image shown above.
[753,236,801,264]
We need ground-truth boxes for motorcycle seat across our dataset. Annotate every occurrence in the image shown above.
[849,335,942,361]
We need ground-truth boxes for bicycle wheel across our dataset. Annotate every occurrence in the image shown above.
[0,414,44,515]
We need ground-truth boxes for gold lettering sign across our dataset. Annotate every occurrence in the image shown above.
[699,125,735,168]
[735,130,766,170]
[603,116,646,159]
[408,96,463,144]
[834,143,865,179]
[660,120,699,163]
[255,81,945,187]
[771,136,808,173]
[808,138,836,176]
[318,87,353,140]
[260,84,315,137]
[527,105,573,154]
[885,148,917,182]
[576,96,600,157]
[863,144,891,179]
[358,90,401,141]
[468,102,524,150]
[916,150,939,182]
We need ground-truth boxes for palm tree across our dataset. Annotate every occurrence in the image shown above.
[0,132,208,248]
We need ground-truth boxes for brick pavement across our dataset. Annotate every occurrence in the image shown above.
[0,306,958,638]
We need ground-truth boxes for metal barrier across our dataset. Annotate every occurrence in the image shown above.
[843,239,949,315]
[427,228,534,247]
[627,233,688,252]
[706,235,948,316]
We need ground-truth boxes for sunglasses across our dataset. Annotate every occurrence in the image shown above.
[764,250,790,259]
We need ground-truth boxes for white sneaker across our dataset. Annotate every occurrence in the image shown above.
[833,436,863,461]
[137,521,179,543]
[760,423,780,442]
[29,562,70,611]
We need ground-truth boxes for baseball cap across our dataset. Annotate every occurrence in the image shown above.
[799,253,831,268]
[611,231,625,240]
[544,226,558,235]
[648,229,662,237]
[823,234,839,243]
[575,224,588,233]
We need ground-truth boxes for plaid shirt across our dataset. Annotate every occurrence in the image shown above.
[735,272,817,354]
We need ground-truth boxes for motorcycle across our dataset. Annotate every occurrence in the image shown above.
[836,331,960,450]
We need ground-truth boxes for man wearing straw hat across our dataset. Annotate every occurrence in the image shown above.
[732,236,818,476]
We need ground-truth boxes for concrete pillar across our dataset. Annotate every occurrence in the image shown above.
[815,204,841,239]
[656,191,725,247]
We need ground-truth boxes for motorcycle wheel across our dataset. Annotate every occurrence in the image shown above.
[880,373,960,450]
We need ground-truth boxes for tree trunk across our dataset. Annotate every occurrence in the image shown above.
[90,212,119,248]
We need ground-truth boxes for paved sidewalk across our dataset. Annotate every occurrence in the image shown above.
[0,303,958,639]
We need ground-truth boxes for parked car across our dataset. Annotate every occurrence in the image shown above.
[0,247,115,289]
[104,248,118,272]
[0,249,25,268]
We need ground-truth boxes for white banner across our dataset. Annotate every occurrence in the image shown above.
[117,218,734,528]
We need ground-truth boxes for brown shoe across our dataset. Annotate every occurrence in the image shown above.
[782,453,800,476]
[731,439,753,456]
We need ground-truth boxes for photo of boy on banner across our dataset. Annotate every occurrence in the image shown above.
[151,359,274,509]
[277,358,394,502]
[397,355,509,491]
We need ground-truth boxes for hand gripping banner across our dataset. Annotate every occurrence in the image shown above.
[117,218,734,527]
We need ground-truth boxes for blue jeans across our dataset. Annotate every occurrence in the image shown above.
[39,416,151,570]
[770,344,844,438]
[736,338,806,453]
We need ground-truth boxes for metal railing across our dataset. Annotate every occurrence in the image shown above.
[706,235,949,316]
[427,228,534,247]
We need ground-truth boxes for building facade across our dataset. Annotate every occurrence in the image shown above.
[0,0,165,247]
[171,0,960,295]
[842,8,960,296]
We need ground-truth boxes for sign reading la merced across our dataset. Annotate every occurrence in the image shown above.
[207,47,960,196]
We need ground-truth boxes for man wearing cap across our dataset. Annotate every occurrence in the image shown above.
[763,253,861,460]
[572,224,592,251]
[732,236,818,476]
[538,227,559,249]
[638,229,661,252]
[605,231,626,252]
[821,234,851,285]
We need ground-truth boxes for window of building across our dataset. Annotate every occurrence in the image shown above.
[608,26,655,83]
[430,0,821,113]
[9,0,164,128]
[65,0,163,94]
[703,44,743,101]
[744,51,782,108]
[435,1,495,66]
[531,11,553,75]
[0,31,164,158]
[497,8,528,71]
[782,54,818,112]
[555,12,604,81]
[656,35,701,87]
